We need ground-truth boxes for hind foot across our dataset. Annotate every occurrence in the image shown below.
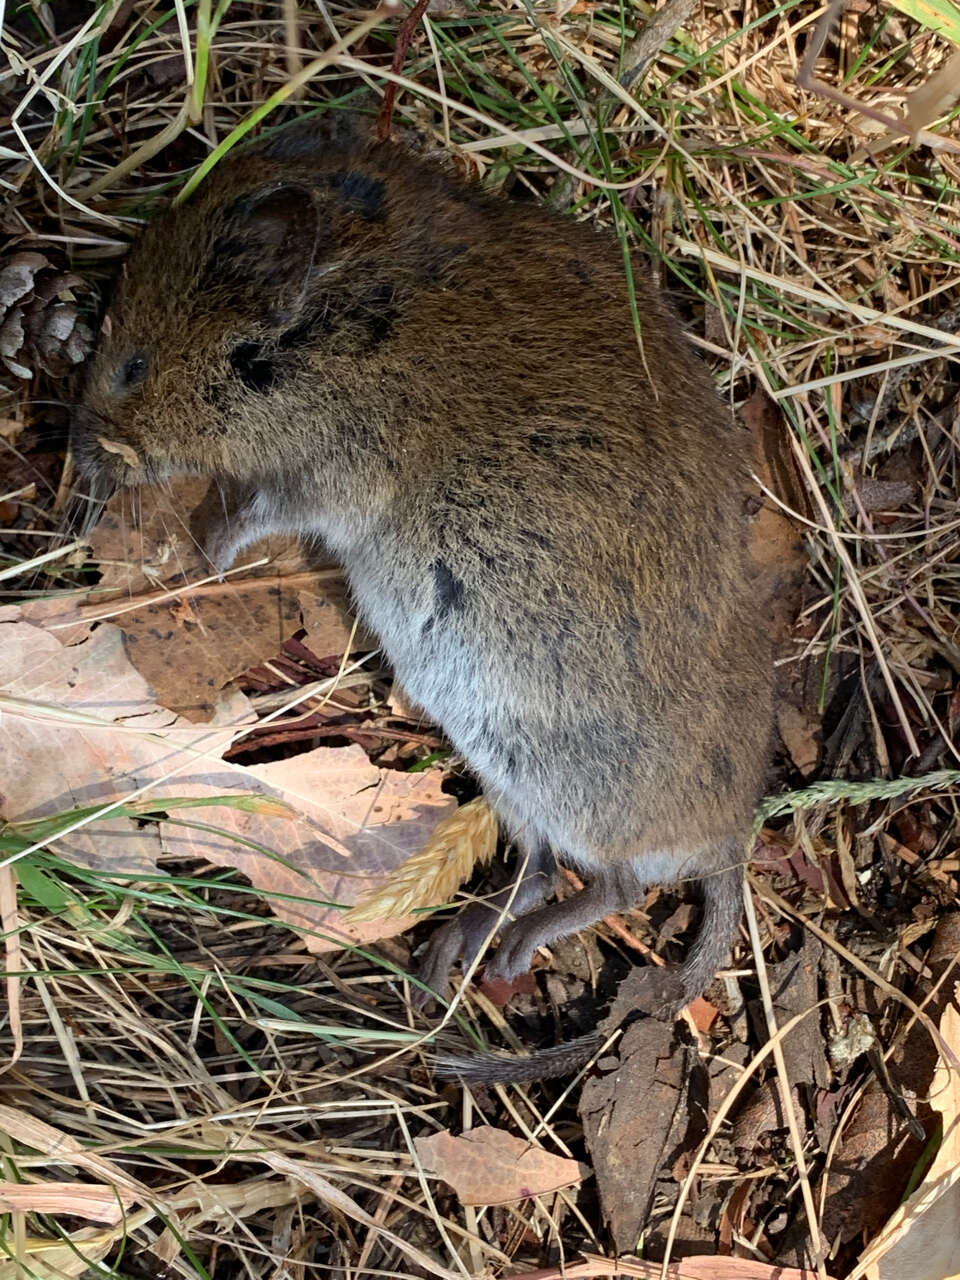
[415,845,555,1005]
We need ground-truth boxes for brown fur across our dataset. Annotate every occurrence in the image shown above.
[73,119,773,1081]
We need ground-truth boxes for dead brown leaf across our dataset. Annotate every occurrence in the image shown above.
[687,995,718,1034]
[0,606,454,951]
[0,1181,139,1225]
[904,49,960,144]
[23,476,367,720]
[822,914,960,1252]
[299,577,375,660]
[580,1011,690,1252]
[158,740,454,951]
[767,934,831,1094]
[413,1126,584,1205]
[0,867,21,1073]
[515,1258,832,1279]
[740,390,818,773]
[853,986,960,1280]
[777,702,822,778]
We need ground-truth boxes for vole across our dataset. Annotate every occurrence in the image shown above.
[72,117,772,1082]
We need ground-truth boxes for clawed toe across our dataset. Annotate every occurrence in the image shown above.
[413,928,461,1009]
[483,921,533,983]
[415,904,506,1008]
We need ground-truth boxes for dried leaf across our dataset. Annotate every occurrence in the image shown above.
[852,990,960,1280]
[347,794,498,921]
[580,1016,688,1251]
[767,934,831,1093]
[905,48,960,141]
[299,579,375,658]
[413,1126,583,1205]
[0,607,455,951]
[0,1228,117,1279]
[23,476,365,720]
[0,1181,139,1225]
[687,995,718,1034]
[0,867,21,1073]
[159,741,456,950]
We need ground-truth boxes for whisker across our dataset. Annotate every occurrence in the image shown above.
[216,476,232,566]
[5,397,74,411]
[69,473,114,541]
[120,487,131,603]
[137,481,144,572]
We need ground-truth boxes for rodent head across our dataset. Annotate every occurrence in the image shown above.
[72,148,392,493]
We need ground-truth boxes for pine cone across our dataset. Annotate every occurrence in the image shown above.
[0,251,93,380]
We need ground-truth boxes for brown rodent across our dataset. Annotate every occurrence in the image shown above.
[72,117,773,1082]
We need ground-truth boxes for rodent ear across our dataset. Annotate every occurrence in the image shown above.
[206,182,323,324]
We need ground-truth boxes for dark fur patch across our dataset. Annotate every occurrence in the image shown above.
[567,258,593,286]
[229,341,278,392]
[520,529,552,550]
[214,184,319,293]
[420,241,470,285]
[277,284,399,355]
[260,115,358,160]
[433,560,465,619]
[209,233,248,270]
[260,131,325,161]
[277,309,331,351]
[710,745,734,790]
[527,431,554,454]
[325,171,387,222]
[362,284,399,349]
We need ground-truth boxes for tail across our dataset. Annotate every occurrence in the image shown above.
[664,860,744,1016]
[431,861,745,1085]
[432,1033,603,1084]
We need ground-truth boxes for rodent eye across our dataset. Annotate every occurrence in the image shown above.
[119,355,148,388]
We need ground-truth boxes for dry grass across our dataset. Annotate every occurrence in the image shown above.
[2,1,960,1276]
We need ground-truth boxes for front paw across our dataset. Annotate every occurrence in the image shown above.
[201,523,241,578]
